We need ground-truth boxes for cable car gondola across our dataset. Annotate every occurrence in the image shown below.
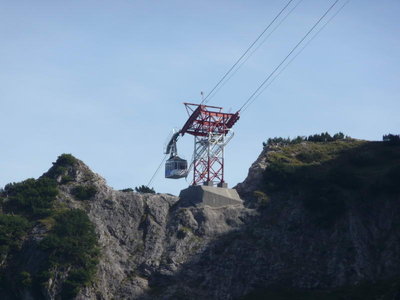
[165,155,188,179]
[164,130,188,179]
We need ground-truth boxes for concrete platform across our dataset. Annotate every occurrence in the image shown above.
[178,185,243,208]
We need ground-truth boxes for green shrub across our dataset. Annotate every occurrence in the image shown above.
[60,175,74,184]
[45,154,78,179]
[45,165,67,179]
[3,178,58,218]
[263,132,350,147]
[383,134,400,145]
[61,269,92,299]
[0,214,30,258]
[135,185,155,194]
[40,209,99,298]
[263,161,300,191]
[333,132,345,140]
[120,188,134,192]
[56,154,77,167]
[18,271,32,287]
[41,210,99,265]
[72,185,97,200]
[307,132,334,142]
[0,189,4,206]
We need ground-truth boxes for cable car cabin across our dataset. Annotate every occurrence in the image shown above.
[165,156,188,179]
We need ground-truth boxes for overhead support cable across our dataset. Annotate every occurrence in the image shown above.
[239,0,342,113]
[201,0,296,105]
[241,0,351,114]
[204,0,305,105]
[147,154,168,187]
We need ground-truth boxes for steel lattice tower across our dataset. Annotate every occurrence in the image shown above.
[180,103,240,186]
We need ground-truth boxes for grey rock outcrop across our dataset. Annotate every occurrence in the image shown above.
[41,158,253,299]
[235,145,271,197]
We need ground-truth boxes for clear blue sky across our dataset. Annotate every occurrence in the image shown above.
[1,0,399,194]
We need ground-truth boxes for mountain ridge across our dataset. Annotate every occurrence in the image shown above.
[1,138,400,299]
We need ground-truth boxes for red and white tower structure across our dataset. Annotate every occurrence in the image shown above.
[180,103,240,186]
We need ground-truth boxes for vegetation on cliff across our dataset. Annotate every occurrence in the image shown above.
[258,134,400,227]
[0,214,30,261]
[2,177,58,219]
[121,185,156,193]
[0,154,99,299]
[40,209,99,298]
[46,153,79,184]
[135,185,156,194]
[263,131,350,146]
[72,185,97,200]
[239,134,400,298]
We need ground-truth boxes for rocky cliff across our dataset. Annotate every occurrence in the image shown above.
[1,139,400,299]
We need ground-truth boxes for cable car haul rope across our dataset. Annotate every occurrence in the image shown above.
[147,0,351,187]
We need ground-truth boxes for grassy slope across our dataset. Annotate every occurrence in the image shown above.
[263,139,400,191]
[263,140,400,188]
[244,139,400,299]
[257,140,400,226]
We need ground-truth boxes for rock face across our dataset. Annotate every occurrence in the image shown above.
[42,158,253,299]
[2,140,400,299]
[235,145,271,197]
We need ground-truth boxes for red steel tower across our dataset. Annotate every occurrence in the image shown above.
[180,103,240,186]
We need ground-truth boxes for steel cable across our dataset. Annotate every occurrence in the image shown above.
[239,0,342,112]
[201,0,296,105]
[241,0,351,114]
